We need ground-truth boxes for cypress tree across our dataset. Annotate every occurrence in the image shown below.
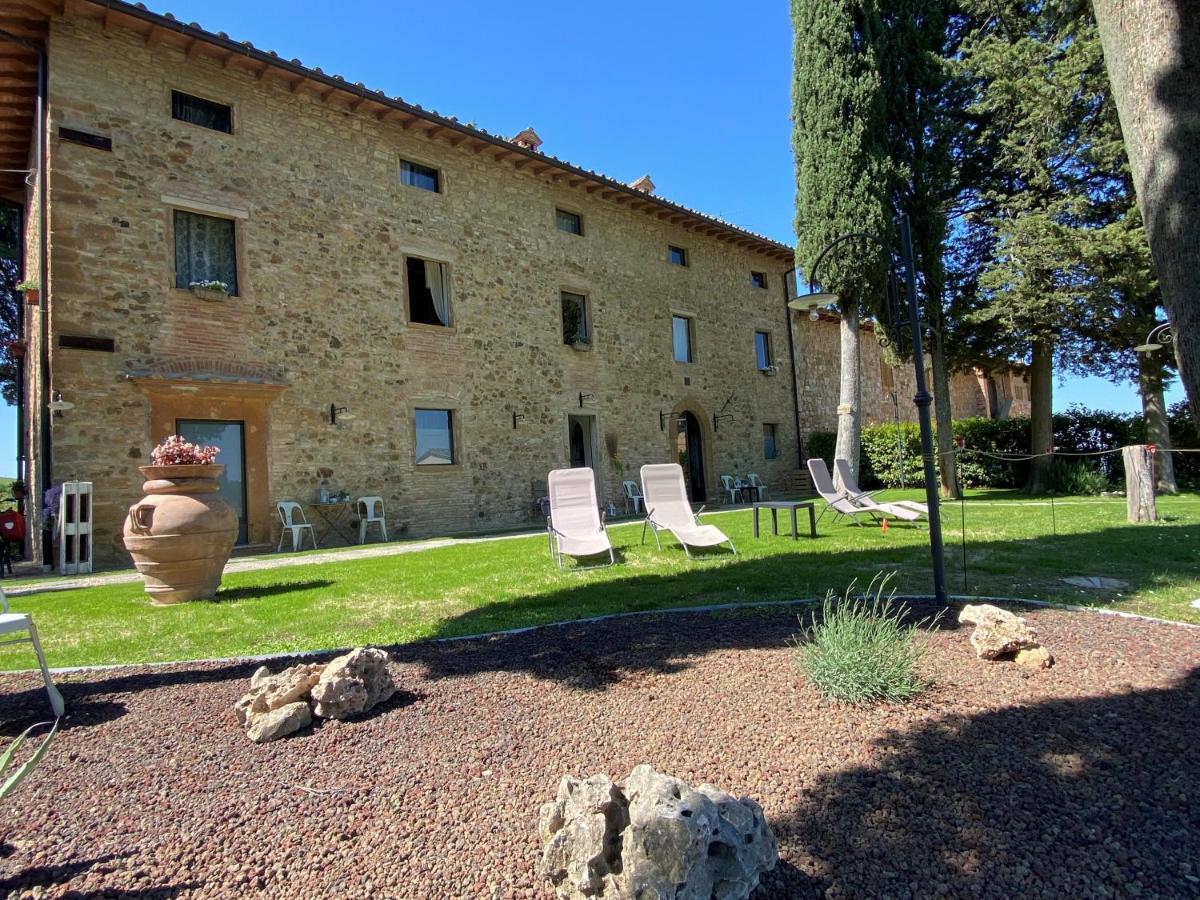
[791,0,890,488]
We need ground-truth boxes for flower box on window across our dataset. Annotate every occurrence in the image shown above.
[188,280,230,301]
[16,280,39,305]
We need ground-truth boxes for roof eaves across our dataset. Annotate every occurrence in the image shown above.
[84,0,794,261]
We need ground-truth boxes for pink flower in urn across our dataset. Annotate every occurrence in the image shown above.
[150,435,220,466]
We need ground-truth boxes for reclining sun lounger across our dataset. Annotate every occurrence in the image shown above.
[834,458,929,516]
[639,464,736,557]
[807,458,920,526]
[546,467,615,569]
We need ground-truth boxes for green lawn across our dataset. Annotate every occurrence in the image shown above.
[2,489,1198,671]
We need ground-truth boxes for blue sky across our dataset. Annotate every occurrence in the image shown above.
[0,0,1179,473]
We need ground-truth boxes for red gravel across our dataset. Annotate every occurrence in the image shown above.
[0,604,1197,898]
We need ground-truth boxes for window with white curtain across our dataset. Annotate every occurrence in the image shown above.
[406,256,451,326]
[174,210,238,294]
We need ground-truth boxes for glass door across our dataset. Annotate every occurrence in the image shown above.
[177,419,248,544]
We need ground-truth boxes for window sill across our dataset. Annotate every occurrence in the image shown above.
[172,287,240,302]
[565,341,592,352]
[407,322,458,336]
[414,463,462,473]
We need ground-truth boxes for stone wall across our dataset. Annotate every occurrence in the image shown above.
[40,16,804,563]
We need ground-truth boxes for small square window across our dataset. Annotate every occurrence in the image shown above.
[879,359,895,393]
[174,209,238,295]
[171,91,232,133]
[763,424,779,460]
[755,331,772,370]
[672,315,694,363]
[406,256,451,326]
[415,408,455,465]
[667,245,688,267]
[751,271,767,289]
[400,159,440,193]
[556,208,583,236]
[562,291,590,345]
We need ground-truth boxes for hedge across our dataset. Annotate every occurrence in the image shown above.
[805,403,1198,492]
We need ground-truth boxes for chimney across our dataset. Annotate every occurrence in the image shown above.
[512,127,542,152]
[629,174,655,194]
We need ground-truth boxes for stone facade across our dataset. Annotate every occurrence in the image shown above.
[18,6,1027,566]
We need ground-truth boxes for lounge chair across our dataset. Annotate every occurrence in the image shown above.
[546,467,615,569]
[807,458,920,526]
[639,464,736,557]
[834,459,928,516]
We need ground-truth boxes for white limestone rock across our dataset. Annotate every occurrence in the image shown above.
[310,648,396,720]
[539,764,777,899]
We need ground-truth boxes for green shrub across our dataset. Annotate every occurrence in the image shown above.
[861,422,926,488]
[1049,457,1110,495]
[792,574,935,704]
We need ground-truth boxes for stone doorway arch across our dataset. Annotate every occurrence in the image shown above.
[667,399,714,502]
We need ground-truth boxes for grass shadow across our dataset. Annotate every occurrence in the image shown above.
[209,579,335,603]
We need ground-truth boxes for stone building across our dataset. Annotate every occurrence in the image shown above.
[1,1,1027,566]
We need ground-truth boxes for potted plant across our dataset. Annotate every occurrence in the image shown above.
[16,279,39,305]
[122,435,238,604]
[5,340,25,360]
[188,279,229,301]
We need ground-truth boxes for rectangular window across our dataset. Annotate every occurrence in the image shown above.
[751,271,767,289]
[174,210,238,295]
[672,314,694,363]
[879,359,895,393]
[755,331,772,369]
[171,90,232,133]
[415,408,455,465]
[406,256,451,326]
[400,159,440,193]
[555,208,583,235]
[561,291,589,345]
[763,424,779,460]
[667,245,688,267]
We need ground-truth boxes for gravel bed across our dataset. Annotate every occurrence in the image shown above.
[0,603,1197,898]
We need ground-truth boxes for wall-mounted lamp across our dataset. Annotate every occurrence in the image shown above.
[1134,322,1175,354]
[578,392,594,408]
[329,403,355,425]
[48,390,74,416]
[659,410,668,431]
[512,411,525,429]
[713,413,733,433]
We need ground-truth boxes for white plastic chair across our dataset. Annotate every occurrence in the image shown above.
[0,587,64,717]
[547,468,614,569]
[276,501,317,552]
[622,480,644,515]
[356,496,388,544]
[640,464,736,557]
[747,473,768,501]
[720,475,739,505]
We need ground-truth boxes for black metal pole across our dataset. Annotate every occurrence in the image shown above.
[899,215,947,604]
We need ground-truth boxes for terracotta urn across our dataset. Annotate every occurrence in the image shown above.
[123,464,238,604]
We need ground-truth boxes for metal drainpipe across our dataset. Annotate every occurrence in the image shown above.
[782,267,806,470]
[0,28,49,553]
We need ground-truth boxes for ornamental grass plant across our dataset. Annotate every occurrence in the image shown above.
[793,573,936,704]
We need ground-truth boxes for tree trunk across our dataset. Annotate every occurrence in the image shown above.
[833,299,862,492]
[1122,444,1158,522]
[1093,0,1200,425]
[1137,354,1178,493]
[930,328,959,499]
[1027,337,1054,494]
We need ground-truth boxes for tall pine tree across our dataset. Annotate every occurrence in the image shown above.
[791,0,890,488]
